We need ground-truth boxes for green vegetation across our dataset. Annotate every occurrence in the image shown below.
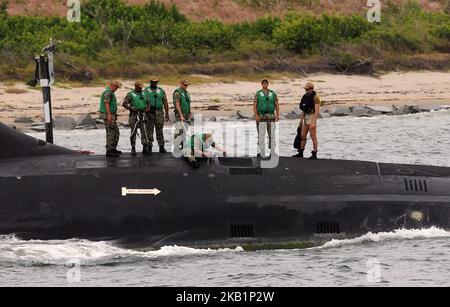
[0,0,449,82]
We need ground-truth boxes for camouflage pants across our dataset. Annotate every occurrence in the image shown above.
[147,110,165,146]
[173,114,190,149]
[100,113,120,151]
[129,112,150,146]
[257,114,276,154]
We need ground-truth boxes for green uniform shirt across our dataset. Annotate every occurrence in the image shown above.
[99,88,118,114]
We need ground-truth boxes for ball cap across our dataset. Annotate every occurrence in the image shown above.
[305,82,315,90]
[135,80,145,87]
[150,76,159,82]
[110,80,122,88]
[181,79,191,85]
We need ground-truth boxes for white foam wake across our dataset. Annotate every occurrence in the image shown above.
[319,227,450,249]
[0,235,243,265]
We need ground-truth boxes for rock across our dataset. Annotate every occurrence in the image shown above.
[53,116,76,130]
[411,106,423,114]
[118,122,129,128]
[96,124,105,130]
[329,106,350,117]
[14,117,34,124]
[285,112,299,120]
[8,124,17,130]
[206,105,221,111]
[392,105,415,115]
[350,104,369,112]
[75,114,97,127]
[226,115,240,121]
[236,110,255,120]
[365,105,393,114]
[440,105,450,110]
[349,109,370,117]
[207,116,217,122]
[95,118,105,125]
[416,105,443,112]
[349,105,371,117]
[75,125,97,130]
[29,125,46,132]
[367,110,383,116]
[292,106,302,115]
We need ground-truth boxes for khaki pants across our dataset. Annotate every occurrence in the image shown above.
[257,114,276,155]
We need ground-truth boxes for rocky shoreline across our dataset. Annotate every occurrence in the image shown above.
[8,102,450,133]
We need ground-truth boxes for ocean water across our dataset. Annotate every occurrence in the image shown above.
[1,110,450,287]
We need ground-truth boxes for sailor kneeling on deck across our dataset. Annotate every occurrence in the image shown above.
[183,133,226,168]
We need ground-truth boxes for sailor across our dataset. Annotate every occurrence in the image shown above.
[183,133,226,168]
[99,80,122,158]
[253,79,280,157]
[122,80,151,156]
[173,79,193,151]
[144,76,170,154]
[293,82,321,159]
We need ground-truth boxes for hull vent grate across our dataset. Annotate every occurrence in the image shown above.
[230,224,255,238]
[404,178,428,192]
[316,221,340,234]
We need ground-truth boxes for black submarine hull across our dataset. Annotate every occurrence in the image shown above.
[0,123,449,246]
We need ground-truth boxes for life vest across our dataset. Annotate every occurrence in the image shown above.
[300,91,317,114]
[188,134,213,151]
[145,87,165,110]
[99,87,117,113]
[129,90,148,111]
[173,88,191,116]
[256,90,276,115]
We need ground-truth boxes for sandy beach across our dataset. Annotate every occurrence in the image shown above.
[0,71,449,125]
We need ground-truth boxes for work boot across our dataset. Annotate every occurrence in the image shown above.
[131,146,137,156]
[143,145,152,155]
[159,146,167,154]
[292,149,304,158]
[189,159,200,169]
[309,151,318,160]
[106,150,119,158]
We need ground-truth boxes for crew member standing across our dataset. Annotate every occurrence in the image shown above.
[253,79,280,157]
[122,81,151,156]
[293,82,321,160]
[99,80,122,158]
[145,76,170,154]
[173,79,192,151]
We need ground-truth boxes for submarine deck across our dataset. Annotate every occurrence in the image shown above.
[0,153,450,178]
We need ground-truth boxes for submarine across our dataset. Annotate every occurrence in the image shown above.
[1,122,449,247]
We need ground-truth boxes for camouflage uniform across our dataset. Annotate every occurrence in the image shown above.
[100,90,120,152]
[124,94,150,147]
[173,91,191,149]
[145,87,167,147]
[147,110,165,147]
